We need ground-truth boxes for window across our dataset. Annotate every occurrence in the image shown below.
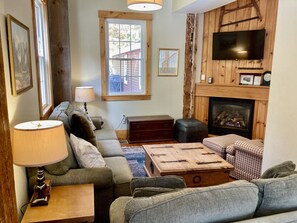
[99,11,152,101]
[32,0,52,119]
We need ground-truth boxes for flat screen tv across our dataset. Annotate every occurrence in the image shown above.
[212,29,265,60]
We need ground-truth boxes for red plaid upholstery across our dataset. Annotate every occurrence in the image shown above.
[202,134,248,158]
[228,139,264,181]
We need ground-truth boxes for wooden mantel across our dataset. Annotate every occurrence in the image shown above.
[196,84,270,101]
[194,84,270,140]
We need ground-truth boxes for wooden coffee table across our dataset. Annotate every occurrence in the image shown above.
[143,143,234,187]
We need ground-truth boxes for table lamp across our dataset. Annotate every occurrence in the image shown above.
[75,86,95,114]
[13,120,68,206]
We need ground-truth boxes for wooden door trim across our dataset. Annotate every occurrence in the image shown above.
[0,30,18,222]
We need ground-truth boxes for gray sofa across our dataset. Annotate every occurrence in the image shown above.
[110,174,297,223]
[27,101,133,223]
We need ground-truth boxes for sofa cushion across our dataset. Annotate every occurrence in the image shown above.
[48,102,72,134]
[133,187,177,198]
[69,111,97,146]
[96,139,124,157]
[104,156,133,197]
[125,180,259,223]
[130,175,186,195]
[261,161,296,179]
[70,134,106,168]
[44,132,78,175]
[94,123,118,141]
[252,174,297,217]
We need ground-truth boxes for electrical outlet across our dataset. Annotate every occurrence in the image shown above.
[201,74,206,81]
[122,114,127,124]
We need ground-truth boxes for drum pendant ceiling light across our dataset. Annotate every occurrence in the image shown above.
[127,0,163,11]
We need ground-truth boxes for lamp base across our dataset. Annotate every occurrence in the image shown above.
[30,168,52,207]
[30,194,49,207]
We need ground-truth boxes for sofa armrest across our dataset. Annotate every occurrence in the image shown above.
[28,167,113,192]
[91,116,104,130]
[234,140,264,157]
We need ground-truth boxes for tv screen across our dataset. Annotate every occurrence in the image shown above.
[212,29,265,60]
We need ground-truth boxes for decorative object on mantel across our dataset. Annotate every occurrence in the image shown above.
[208,77,213,84]
[127,0,162,11]
[218,0,262,32]
[253,76,262,86]
[75,86,95,114]
[240,74,254,85]
[7,14,33,96]
[158,48,179,76]
[12,120,68,206]
[261,71,271,86]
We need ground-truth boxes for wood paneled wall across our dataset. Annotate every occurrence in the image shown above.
[194,0,278,139]
[0,32,18,222]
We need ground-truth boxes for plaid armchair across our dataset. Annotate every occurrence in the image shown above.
[226,139,264,181]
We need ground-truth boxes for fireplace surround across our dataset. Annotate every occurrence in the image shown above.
[208,97,255,138]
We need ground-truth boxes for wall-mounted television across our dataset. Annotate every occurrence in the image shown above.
[212,29,266,60]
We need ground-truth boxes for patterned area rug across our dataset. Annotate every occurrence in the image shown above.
[122,146,148,177]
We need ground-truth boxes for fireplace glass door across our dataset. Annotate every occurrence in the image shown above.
[208,97,255,138]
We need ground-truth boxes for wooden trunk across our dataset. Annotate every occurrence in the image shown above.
[143,143,234,187]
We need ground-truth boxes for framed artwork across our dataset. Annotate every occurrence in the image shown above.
[158,48,179,76]
[240,74,254,85]
[7,14,33,96]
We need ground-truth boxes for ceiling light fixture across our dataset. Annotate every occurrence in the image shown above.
[127,0,163,11]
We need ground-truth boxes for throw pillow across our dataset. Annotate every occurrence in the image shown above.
[44,131,78,175]
[69,111,97,146]
[261,161,296,179]
[133,187,177,198]
[252,174,297,217]
[70,134,106,168]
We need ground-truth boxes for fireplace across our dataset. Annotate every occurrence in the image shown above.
[208,97,255,138]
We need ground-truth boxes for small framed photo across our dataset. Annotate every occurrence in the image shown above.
[253,76,261,86]
[158,48,179,76]
[7,14,33,96]
[240,74,254,85]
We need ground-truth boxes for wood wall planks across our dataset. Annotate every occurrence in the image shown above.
[47,0,72,106]
[195,0,278,139]
[0,31,18,222]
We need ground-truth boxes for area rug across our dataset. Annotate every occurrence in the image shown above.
[122,146,148,177]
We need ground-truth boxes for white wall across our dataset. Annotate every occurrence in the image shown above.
[0,0,40,221]
[68,0,186,130]
[262,0,297,171]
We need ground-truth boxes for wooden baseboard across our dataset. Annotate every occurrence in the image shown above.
[116,130,127,140]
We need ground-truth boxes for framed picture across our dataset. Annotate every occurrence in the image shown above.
[240,74,254,85]
[158,48,179,76]
[253,75,262,86]
[7,14,33,96]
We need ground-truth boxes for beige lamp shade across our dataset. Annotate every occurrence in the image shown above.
[127,0,163,11]
[75,86,95,102]
[13,120,68,167]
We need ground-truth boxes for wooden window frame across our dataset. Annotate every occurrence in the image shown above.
[98,10,152,101]
[31,0,53,119]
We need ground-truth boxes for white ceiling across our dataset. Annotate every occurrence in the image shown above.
[172,0,237,14]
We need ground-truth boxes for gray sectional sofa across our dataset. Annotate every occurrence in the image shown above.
[110,174,297,223]
[27,101,133,223]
